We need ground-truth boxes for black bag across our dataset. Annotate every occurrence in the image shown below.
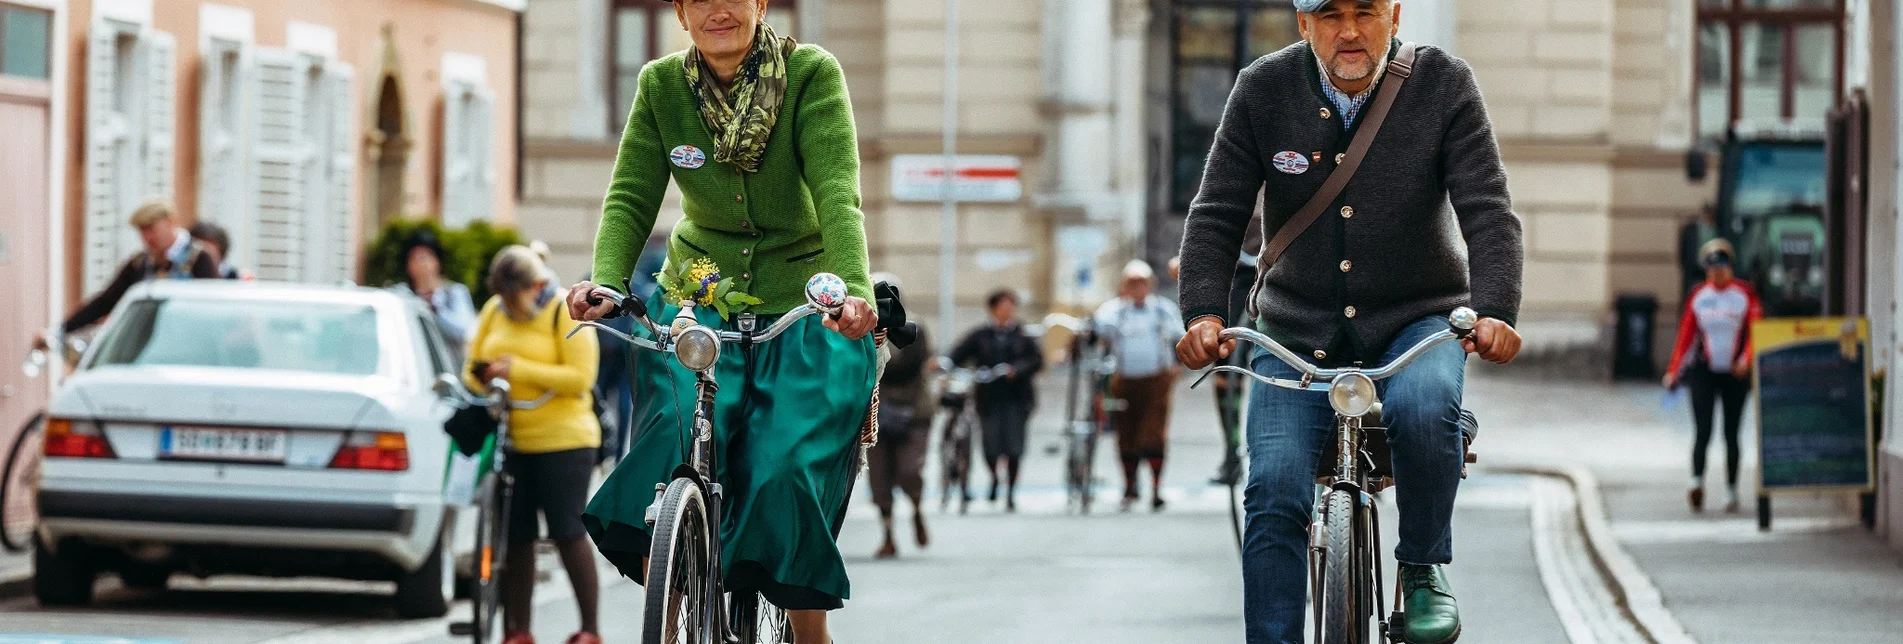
[444,401,497,457]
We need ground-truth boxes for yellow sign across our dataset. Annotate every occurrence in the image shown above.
[1750,317,1874,493]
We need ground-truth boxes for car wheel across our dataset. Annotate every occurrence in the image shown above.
[120,564,170,591]
[32,536,96,607]
[394,530,452,619]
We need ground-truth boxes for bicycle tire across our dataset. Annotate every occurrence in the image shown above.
[731,591,790,643]
[643,478,713,644]
[468,472,512,644]
[1318,489,1367,644]
[0,413,45,553]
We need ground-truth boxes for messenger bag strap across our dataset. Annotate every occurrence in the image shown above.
[1245,42,1417,322]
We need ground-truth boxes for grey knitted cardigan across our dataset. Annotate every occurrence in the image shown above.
[1177,40,1523,362]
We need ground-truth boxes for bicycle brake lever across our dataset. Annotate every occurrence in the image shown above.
[1195,366,1330,392]
[571,321,636,344]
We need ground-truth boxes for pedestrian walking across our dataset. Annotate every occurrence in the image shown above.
[1094,260,1186,512]
[950,289,1045,513]
[396,230,479,357]
[188,220,248,279]
[1664,238,1762,514]
[35,201,220,351]
[868,276,933,558]
[464,246,603,644]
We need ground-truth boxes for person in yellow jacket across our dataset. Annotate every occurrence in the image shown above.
[463,246,604,644]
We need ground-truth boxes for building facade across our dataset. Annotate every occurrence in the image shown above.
[56,0,519,298]
[518,0,1151,336]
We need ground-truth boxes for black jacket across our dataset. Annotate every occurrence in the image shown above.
[63,243,220,333]
[949,323,1044,408]
[1178,41,1524,362]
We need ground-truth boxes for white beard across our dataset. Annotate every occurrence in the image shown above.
[1327,40,1390,82]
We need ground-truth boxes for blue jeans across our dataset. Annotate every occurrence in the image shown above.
[1241,315,1468,644]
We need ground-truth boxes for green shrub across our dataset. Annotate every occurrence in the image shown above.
[364,217,525,306]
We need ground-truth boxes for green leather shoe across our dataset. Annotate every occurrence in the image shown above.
[1399,564,1461,644]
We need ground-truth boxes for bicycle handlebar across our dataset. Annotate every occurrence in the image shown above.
[571,273,852,355]
[1197,307,1478,392]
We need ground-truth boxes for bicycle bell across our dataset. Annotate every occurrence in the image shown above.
[805,273,848,310]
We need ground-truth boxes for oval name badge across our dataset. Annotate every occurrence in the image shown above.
[670,145,707,169]
[1272,150,1310,175]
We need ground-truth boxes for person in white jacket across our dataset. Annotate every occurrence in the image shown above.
[1094,260,1187,511]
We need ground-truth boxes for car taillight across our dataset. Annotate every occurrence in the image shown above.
[43,418,115,458]
[329,431,409,471]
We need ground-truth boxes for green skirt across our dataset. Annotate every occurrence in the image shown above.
[582,297,876,610]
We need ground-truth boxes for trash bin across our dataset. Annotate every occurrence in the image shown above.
[1613,294,1659,379]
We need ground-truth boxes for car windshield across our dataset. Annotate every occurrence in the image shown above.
[1729,143,1826,229]
[90,298,382,375]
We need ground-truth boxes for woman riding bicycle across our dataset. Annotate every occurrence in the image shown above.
[567,1,878,641]
[465,247,604,644]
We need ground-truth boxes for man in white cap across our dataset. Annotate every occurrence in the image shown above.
[1094,260,1186,512]
[1175,1,1525,642]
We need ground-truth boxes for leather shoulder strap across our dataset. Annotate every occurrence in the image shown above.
[1246,42,1417,321]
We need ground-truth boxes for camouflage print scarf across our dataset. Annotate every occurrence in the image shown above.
[683,22,795,173]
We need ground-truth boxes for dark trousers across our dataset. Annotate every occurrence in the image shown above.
[1688,370,1750,486]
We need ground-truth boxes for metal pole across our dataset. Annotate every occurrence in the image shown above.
[938,0,960,349]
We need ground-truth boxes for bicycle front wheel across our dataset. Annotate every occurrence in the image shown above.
[0,414,45,553]
[1316,489,1370,644]
[468,473,512,644]
[730,591,789,643]
[643,478,714,644]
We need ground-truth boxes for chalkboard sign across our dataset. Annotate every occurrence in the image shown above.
[1753,318,1874,492]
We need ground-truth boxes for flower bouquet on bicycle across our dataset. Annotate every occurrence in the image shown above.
[575,272,912,644]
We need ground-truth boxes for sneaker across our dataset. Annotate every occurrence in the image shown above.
[1724,488,1741,514]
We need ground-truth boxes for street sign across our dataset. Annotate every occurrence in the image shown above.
[1751,317,1875,528]
[890,155,1023,203]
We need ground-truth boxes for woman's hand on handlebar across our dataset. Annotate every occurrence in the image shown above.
[823,296,878,340]
[1462,317,1522,364]
[1176,316,1234,370]
[567,281,620,322]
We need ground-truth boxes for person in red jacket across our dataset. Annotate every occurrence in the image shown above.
[1663,239,1762,513]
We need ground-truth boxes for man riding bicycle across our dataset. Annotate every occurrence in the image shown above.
[34,201,220,351]
[566,1,876,642]
[1174,2,1524,643]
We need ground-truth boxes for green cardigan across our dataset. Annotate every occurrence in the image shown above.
[592,45,872,313]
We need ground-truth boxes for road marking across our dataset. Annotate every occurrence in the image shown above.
[1612,516,1859,545]
[0,637,179,644]
[1528,476,1649,644]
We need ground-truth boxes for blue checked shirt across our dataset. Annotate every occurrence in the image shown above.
[1316,53,1385,130]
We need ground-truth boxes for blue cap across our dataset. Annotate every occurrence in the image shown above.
[1294,0,1376,12]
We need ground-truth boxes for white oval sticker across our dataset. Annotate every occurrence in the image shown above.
[670,145,707,169]
[1272,150,1310,175]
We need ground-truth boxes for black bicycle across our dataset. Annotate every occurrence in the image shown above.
[3,333,89,553]
[932,359,1006,515]
[445,379,550,644]
[1211,349,1250,550]
[1040,314,1115,514]
[577,274,908,644]
[1195,308,1478,644]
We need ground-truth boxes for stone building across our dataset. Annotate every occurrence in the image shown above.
[517,0,1151,336]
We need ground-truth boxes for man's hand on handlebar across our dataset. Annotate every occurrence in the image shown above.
[823,296,878,341]
[1463,317,1521,364]
[567,281,620,322]
[1176,316,1235,370]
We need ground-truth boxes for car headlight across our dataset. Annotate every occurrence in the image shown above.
[674,326,721,373]
[1328,372,1378,418]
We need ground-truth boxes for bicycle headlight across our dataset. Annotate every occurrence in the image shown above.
[1328,372,1378,418]
[674,326,722,373]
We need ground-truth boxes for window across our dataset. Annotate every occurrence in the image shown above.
[252,49,356,282]
[83,20,177,293]
[1168,1,1299,212]
[0,3,51,79]
[609,0,798,132]
[1695,0,1844,139]
[91,299,383,376]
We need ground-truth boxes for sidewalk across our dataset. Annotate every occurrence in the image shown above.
[1468,366,1903,643]
[0,550,27,598]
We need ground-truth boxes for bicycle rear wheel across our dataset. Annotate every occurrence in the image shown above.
[730,591,789,643]
[643,478,714,644]
[465,472,512,644]
[1,414,45,553]
[1316,489,1370,644]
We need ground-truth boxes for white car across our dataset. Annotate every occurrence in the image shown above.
[35,280,473,616]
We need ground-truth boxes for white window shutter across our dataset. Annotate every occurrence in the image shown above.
[319,62,357,283]
[251,47,307,282]
[470,87,495,224]
[440,80,473,227]
[197,42,252,268]
[82,21,127,293]
[141,30,177,216]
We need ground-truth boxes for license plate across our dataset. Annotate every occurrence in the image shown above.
[161,427,289,463]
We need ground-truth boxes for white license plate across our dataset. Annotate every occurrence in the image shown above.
[161,427,289,463]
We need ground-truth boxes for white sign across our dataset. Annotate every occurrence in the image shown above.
[891,154,1023,203]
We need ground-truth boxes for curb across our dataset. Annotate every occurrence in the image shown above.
[0,567,28,601]
[1498,463,1698,644]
